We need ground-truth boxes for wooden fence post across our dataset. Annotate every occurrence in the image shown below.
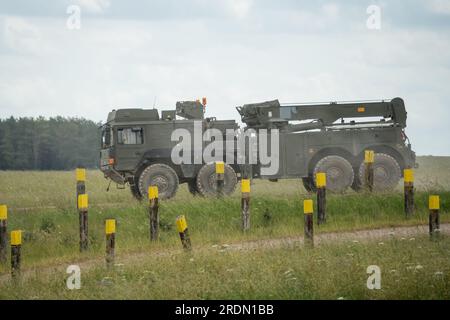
[148,186,159,241]
[364,150,374,192]
[241,179,251,231]
[303,199,314,247]
[77,194,89,251]
[176,215,192,250]
[404,168,414,218]
[76,167,86,209]
[316,172,326,225]
[215,161,225,196]
[105,219,116,269]
[11,230,21,279]
[429,195,440,241]
[0,205,7,264]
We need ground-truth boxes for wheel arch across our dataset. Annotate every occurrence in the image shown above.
[135,157,183,180]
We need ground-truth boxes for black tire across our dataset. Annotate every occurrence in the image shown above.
[196,163,237,197]
[313,155,354,193]
[130,182,143,200]
[138,164,179,200]
[302,177,316,193]
[358,153,401,191]
[187,180,200,196]
[351,168,363,192]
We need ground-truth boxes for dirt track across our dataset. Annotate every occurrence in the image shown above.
[1,223,449,284]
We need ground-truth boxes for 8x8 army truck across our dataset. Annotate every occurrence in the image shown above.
[100,97,416,199]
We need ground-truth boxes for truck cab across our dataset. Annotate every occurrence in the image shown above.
[100,101,240,199]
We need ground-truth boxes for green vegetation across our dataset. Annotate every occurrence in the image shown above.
[1,236,449,299]
[0,117,100,170]
[0,156,449,299]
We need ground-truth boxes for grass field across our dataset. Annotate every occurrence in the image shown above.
[0,156,449,299]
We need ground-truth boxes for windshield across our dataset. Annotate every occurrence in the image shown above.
[101,125,112,148]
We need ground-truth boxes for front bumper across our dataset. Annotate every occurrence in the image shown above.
[101,165,126,185]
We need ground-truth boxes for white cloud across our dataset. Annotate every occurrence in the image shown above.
[427,0,450,15]
[226,0,253,19]
[74,0,111,14]
[0,1,449,155]
[3,16,42,54]
[322,3,340,20]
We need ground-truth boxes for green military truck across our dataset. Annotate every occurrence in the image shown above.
[100,97,416,199]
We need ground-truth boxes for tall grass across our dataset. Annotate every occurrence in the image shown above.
[0,156,449,298]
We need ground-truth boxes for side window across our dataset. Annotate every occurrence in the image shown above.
[117,127,144,145]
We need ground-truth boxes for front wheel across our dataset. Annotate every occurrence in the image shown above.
[138,164,179,200]
[302,177,316,193]
[130,182,143,200]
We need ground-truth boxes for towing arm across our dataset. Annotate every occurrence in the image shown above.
[237,97,407,130]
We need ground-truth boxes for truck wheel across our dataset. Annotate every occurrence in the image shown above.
[302,177,316,193]
[358,153,401,191]
[187,180,200,196]
[138,164,179,200]
[313,155,354,193]
[196,163,237,197]
[130,183,143,200]
[351,172,363,192]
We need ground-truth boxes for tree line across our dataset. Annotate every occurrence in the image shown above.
[0,117,101,170]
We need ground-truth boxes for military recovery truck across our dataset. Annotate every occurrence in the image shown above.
[100,97,416,199]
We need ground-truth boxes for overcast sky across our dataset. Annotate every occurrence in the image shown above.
[0,0,449,155]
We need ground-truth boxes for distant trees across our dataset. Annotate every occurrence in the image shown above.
[0,117,101,170]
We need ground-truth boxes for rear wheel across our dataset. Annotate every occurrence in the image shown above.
[358,153,401,191]
[313,155,354,193]
[138,164,179,200]
[196,163,237,197]
[351,168,363,192]
[187,180,200,196]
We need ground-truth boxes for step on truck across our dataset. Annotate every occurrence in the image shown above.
[100,97,416,199]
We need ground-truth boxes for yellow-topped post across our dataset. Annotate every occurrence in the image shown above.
[241,179,251,231]
[364,150,375,191]
[148,185,159,241]
[215,161,225,196]
[404,168,414,217]
[148,186,159,200]
[364,150,375,164]
[105,219,116,269]
[10,230,22,279]
[316,172,327,225]
[404,169,414,183]
[0,204,7,264]
[76,168,86,182]
[429,195,440,210]
[0,205,7,220]
[303,199,314,246]
[105,219,116,235]
[429,195,440,240]
[176,215,191,250]
[77,194,88,210]
[304,200,313,214]
[77,194,89,252]
[76,167,86,209]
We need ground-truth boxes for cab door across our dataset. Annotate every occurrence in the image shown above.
[114,126,145,171]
